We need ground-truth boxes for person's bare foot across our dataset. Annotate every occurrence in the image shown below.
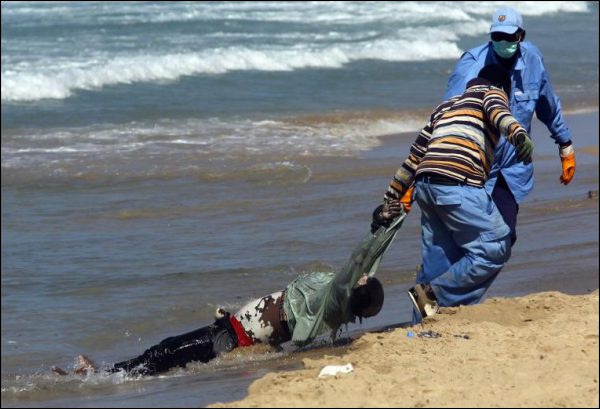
[73,355,98,375]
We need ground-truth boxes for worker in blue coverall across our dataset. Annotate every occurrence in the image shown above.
[444,7,576,247]
[397,7,577,320]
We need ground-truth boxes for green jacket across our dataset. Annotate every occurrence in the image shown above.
[283,214,405,346]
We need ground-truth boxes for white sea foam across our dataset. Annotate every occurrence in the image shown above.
[1,113,425,173]
[2,2,589,25]
[1,1,590,102]
[1,37,462,102]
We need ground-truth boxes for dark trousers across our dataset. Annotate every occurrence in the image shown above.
[491,173,519,246]
[111,315,237,376]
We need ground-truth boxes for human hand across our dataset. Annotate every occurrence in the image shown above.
[381,198,403,220]
[514,131,533,164]
[371,199,402,233]
[559,143,576,185]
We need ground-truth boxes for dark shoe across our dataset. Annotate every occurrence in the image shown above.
[408,284,439,319]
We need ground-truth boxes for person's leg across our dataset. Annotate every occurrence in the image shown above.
[411,180,463,322]
[415,181,462,285]
[423,184,511,306]
[491,173,519,246]
[110,314,237,376]
[235,291,291,345]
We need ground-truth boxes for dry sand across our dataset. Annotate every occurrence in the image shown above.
[211,290,599,408]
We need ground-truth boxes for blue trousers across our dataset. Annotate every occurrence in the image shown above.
[414,179,511,308]
[489,173,519,246]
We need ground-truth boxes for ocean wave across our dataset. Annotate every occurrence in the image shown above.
[466,1,590,17]
[1,1,590,102]
[2,110,425,156]
[2,2,589,26]
[0,110,426,185]
[1,38,462,102]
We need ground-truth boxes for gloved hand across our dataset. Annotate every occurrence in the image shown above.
[400,185,414,214]
[514,131,534,164]
[559,142,576,185]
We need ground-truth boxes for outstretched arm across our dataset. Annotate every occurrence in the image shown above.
[327,213,406,317]
[384,122,433,203]
[483,88,533,163]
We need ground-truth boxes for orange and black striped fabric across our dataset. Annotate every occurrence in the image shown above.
[386,79,527,201]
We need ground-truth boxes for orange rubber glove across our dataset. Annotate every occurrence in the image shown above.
[559,144,576,185]
[400,184,415,213]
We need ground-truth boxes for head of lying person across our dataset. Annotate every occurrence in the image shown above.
[350,275,384,319]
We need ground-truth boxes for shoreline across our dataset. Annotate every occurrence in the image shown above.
[208,110,599,408]
[211,289,599,408]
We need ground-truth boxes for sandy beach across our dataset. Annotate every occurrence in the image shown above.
[212,289,599,408]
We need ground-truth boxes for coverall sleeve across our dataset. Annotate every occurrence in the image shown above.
[535,65,572,144]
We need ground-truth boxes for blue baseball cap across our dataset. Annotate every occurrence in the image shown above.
[489,7,523,34]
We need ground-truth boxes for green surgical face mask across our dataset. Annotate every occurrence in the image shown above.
[492,40,519,59]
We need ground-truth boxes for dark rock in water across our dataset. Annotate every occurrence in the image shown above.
[588,190,598,199]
